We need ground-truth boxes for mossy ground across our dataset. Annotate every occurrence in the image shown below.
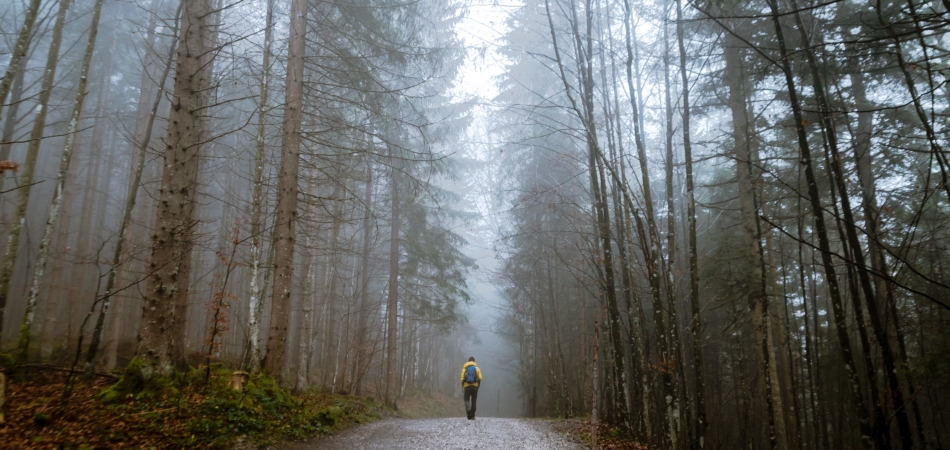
[0,364,385,449]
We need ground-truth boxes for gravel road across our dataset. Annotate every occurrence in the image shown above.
[287,417,584,449]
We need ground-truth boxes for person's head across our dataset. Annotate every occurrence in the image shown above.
[468,356,475,362]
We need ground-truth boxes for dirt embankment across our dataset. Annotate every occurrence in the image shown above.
[394,390,465,419]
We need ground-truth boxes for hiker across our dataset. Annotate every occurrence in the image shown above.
[460,356,482,420]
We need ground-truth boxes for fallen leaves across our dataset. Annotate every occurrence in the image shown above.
[551,418,650,450]
[0,366,375,449]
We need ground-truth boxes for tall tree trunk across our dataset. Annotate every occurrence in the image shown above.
[39,131,80,361]
[17,0,106,366]
[850,70,926,447]
[137,0,212,377]
[619,0,675,440]
[353,159,374,396]
[723,30,782,450]
[591,320,600,450]
[324,177,344,390]
[244,0,276,373]
[790,4,912,447]
[0,57,26,192]
[0,0,72,341]
[262,0,307,379]
[600,0,650,433]
[104,0,169,368]
[762,0,873,446]
[0,0,42,122]
[555,0,630,429]
[104,5,181,370]
[797,201,826,450]
[385,140,401,408]
[92,8,180,374]
[295,258,313,392]
[674,0,707,446]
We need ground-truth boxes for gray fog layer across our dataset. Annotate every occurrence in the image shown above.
[289,418,583,449]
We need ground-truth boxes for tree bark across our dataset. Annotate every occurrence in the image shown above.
[385,139,401,408]
[91,8,180,375]
[722,29,783,450]
[244,0,276,373]
[673,0,707,446]
[262,0,308,379]
[104,5,181,370]
[790,4,912,446]
[0,0,72,342]
[353,159,374,396]
[850,70,926,448]
[324,171,344,389]
[17,0,106,367]
[762,0,873,446]
[0,0,43,122]
[137,0,212,377]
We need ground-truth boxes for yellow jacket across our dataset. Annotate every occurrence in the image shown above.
[460,361,482,388]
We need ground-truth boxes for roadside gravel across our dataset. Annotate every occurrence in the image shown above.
[287,417,585,449]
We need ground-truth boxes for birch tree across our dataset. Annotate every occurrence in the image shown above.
[0,0,72,341]
[15,0,106,366]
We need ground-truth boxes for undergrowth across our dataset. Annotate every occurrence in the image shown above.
[0,362,384,449]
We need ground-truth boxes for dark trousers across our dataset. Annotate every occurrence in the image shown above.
[464,386,479,418]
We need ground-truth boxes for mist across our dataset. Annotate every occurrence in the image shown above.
[2,0,950,448]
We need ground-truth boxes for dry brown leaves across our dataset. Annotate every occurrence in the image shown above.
[551,418,650,450]
[0,368,211,449]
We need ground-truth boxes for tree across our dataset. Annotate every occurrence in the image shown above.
[16,0,106,367]
[262,0,308,379]
[137,0,213,377]
[0,0,72,342]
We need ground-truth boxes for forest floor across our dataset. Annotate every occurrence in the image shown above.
[0,365,386,449]
[550,419,649,449]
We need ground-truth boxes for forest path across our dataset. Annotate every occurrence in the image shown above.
[286,417,584,449]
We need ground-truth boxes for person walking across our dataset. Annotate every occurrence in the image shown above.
[460,356,482,420]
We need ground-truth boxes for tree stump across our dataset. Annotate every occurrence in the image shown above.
[228,371,249,391]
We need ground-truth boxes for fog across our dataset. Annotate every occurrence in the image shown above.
[2,0,950,447]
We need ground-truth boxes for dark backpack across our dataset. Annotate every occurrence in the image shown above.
[464,365,478,384]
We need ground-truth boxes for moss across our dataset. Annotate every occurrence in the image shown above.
[0,353,13,369]
[92,364,385,447]
[97,358,147,404]
[315,406,344,426]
